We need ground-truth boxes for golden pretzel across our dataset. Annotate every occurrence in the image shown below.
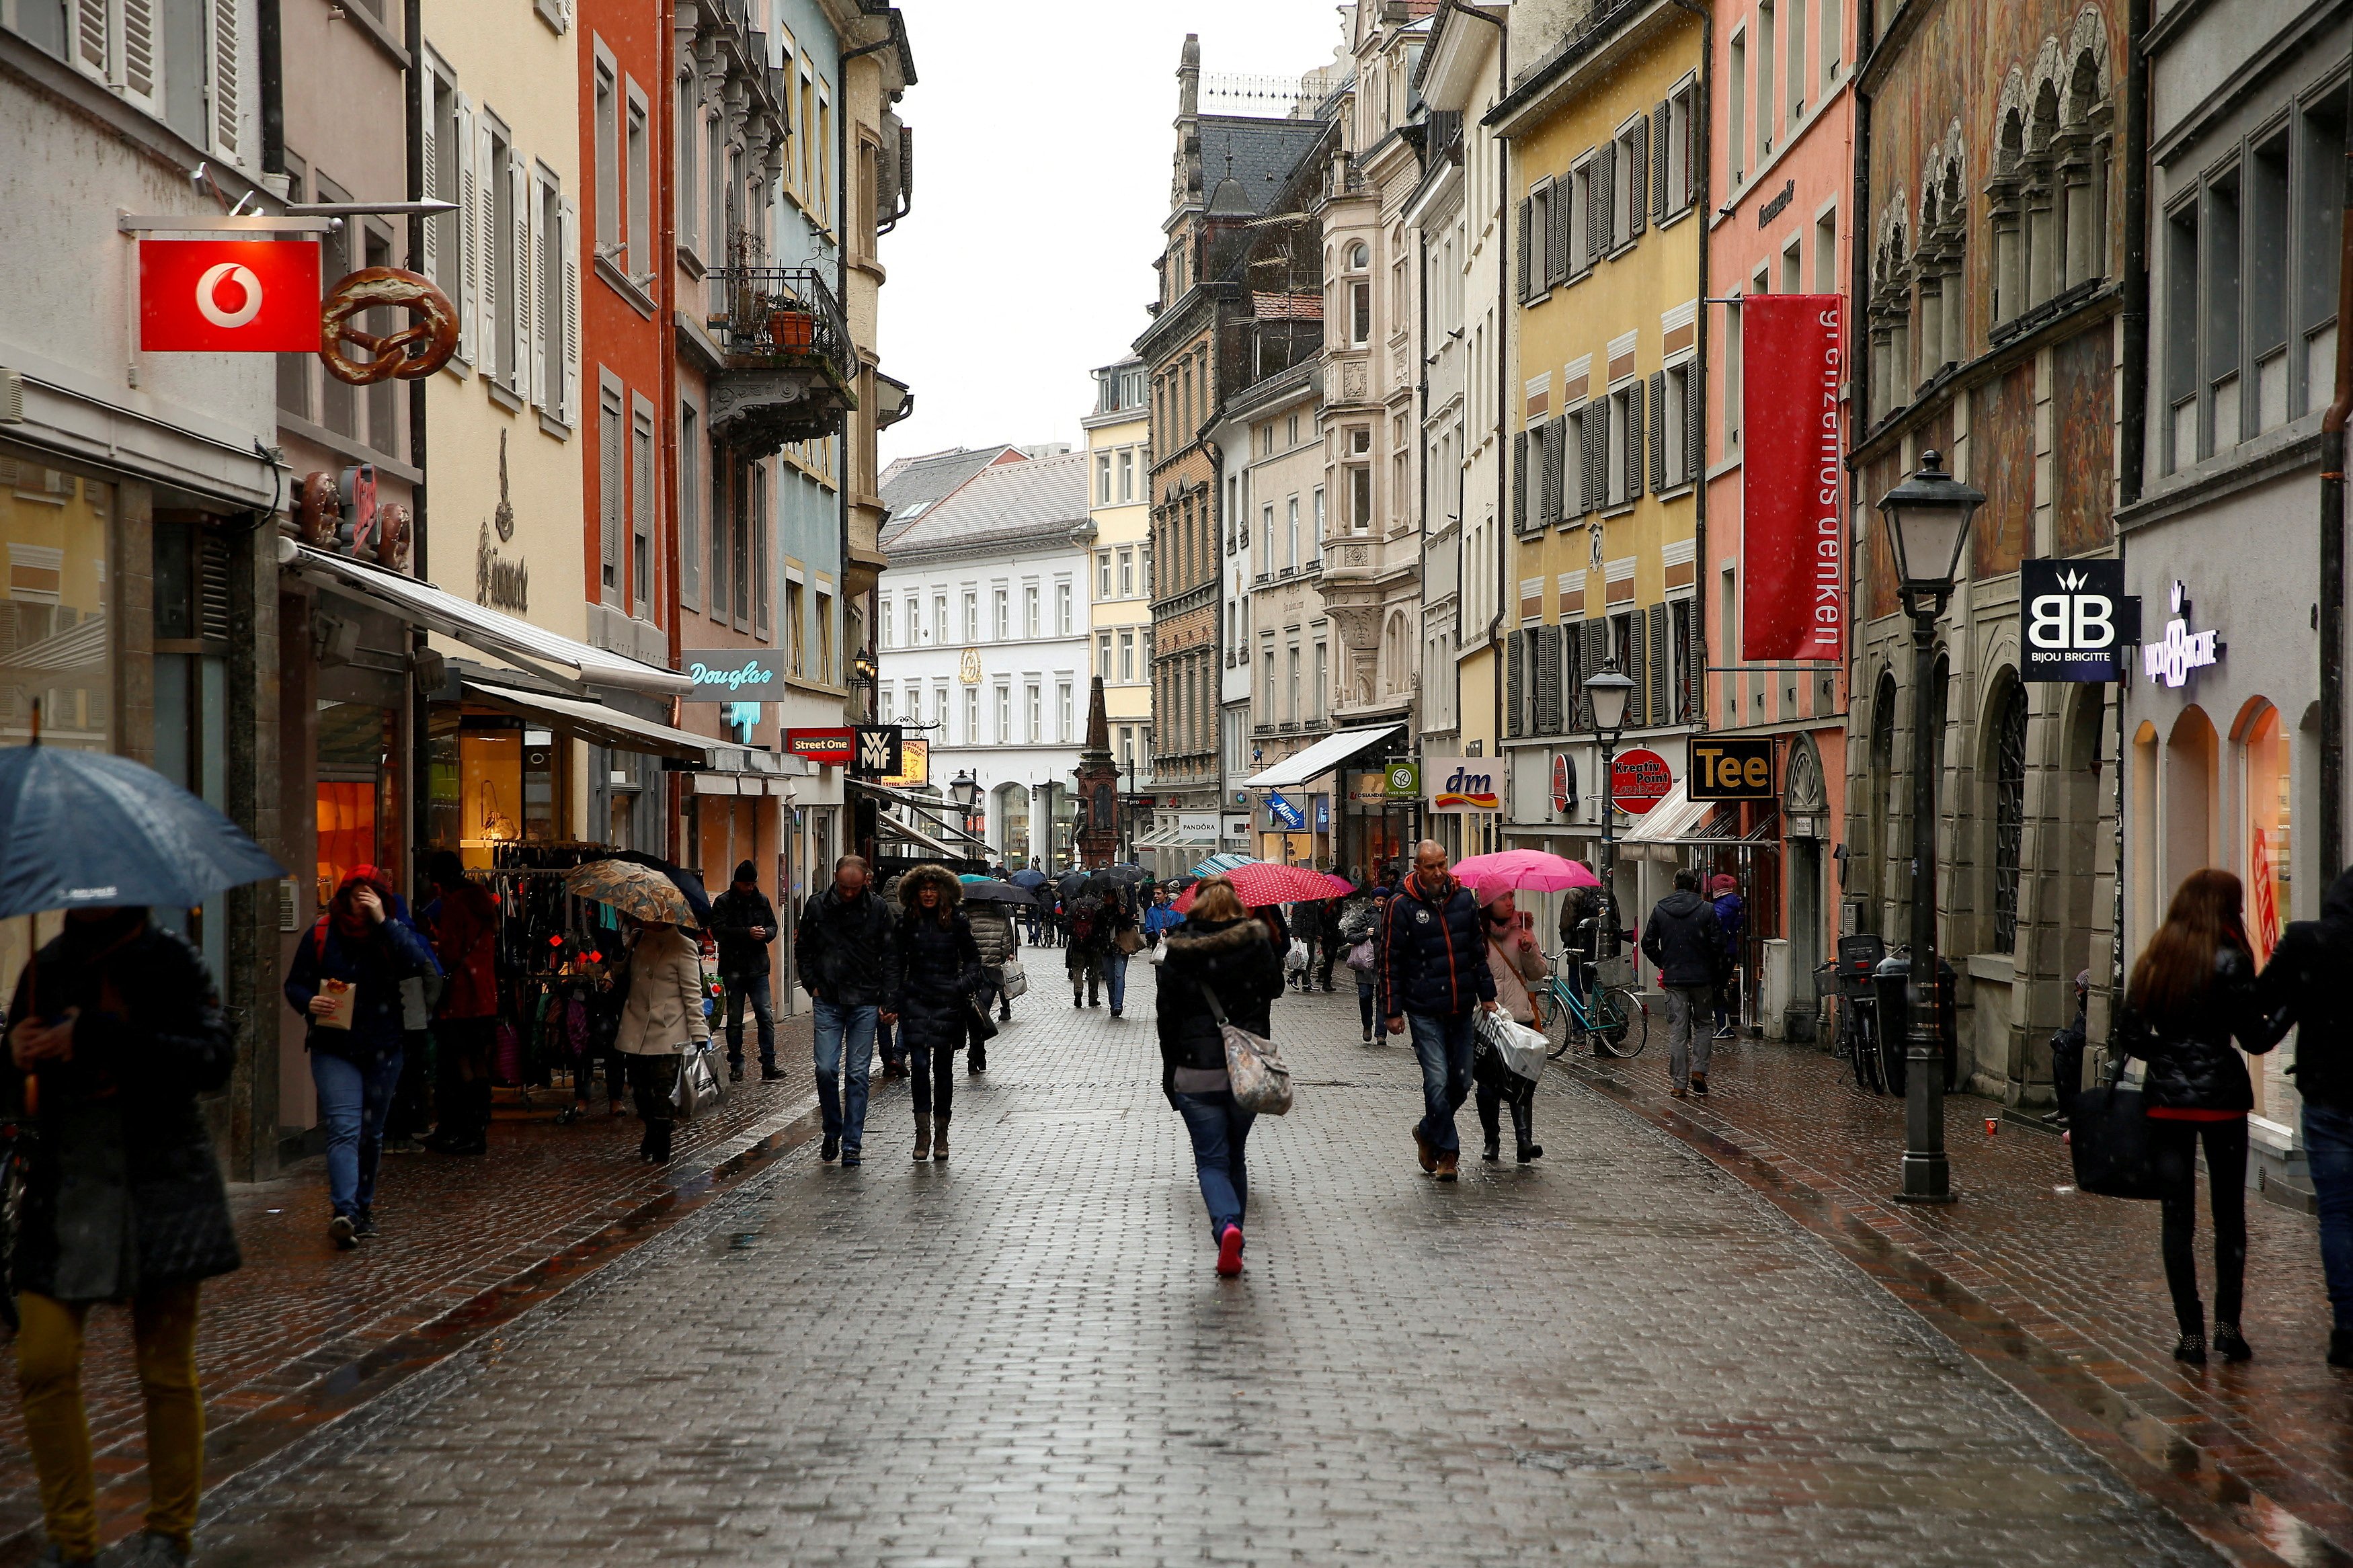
[319,267,458,386]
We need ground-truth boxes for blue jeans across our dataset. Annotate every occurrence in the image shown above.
[723,973,775,1071]
[1101,952,1129,1012]
[2305,1103,2353,1331]
[1172,1089,1254,1241]
[812,1000,877,1151]
[1408,1010,1478,1155]
[313,1048,403,1219]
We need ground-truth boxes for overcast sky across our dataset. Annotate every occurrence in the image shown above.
[876,1,1350,465]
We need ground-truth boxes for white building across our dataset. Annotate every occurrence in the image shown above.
[875,450,1092,869]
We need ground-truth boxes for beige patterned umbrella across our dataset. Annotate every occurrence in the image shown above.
[561,859,694,925]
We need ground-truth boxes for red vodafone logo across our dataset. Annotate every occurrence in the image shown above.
[1609,749,1673,815]
[138,239,321,352]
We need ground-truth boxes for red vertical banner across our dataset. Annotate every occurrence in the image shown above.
[1741,295,1844,662]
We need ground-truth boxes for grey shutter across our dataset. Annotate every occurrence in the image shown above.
[1534,624,1562,733]
[598,397,623,602]
[1595,142,1616,251]
[1652,104,1671,224]
[1511,429,1529,532]
[1546,183,1570,286]
[1629,118,1648,237]
[1579,622,1608,727]
[1580,408,1599,514]
[1516,198,1533,301]
[1542,419,1566,524]
[1685,360,1706,482]
[1564,612,1587,726]
[1506,631,1525,738]
[1627,607,1648,729]
[1590,397,1611,506]
[1650,603,1672,721]
[1686,600,1706,723]
[1648,370,1669,492]
[1627,378,1646,499]
[1585,160,1603,262]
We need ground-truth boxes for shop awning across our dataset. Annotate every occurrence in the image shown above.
[875,813,957,858]
[1136,824,1216,850]
[289,544,692,697]
[1240,724,1402,790]
[1620,782,1715,846]
[463,681,719,765]
[848,778,992,854]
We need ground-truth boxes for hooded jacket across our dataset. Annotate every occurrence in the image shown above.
[1378,870,1496,1020]
[283,897,442,1063]
[968,903,1018,971]
[1641,889,1727,989]
[2115,944,2289,1114]
[2260,866,2353,1111]
[893,866,983,1053]
[1155,915,1286,1096]
[709,876,779,979]
[5,914,241,1302]
[795,880,902,1009]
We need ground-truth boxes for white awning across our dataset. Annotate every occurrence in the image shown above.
[1240,724,1402,790]
[875,813,957,858]
[288,543,692,696]
[1137,825,1216,850]
[1620,782,1715,846]
[463,681,719,765]
[850,778,992,853]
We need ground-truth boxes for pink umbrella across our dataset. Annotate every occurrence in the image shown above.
[1451,848,1601,904]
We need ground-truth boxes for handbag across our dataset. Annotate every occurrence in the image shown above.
[1115,925,1146,956]
[1196,982,1293,1116]
[672,1042,725,1120]
[997,956,1028,999]
[2069,1077,2191,1200]
[966,995,1000,1044]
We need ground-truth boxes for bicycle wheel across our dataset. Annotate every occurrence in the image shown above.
[0,1150,22,1332]
[1877,1013,1907,1097]
[1849,1007,1882,1093]
[1595,987,1648,1059]
[1538,989,1576,1059]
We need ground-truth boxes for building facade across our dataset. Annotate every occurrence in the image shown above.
[1082,361,1154,852]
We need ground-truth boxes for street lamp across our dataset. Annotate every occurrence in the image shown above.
[948,769,984,844]
[1876,448,1984,1205]
[1584,663,1635,959]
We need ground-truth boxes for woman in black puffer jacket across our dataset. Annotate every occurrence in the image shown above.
[1157,876,1286,1277]
[2115,868,2292,1364]
[893,864,982,1162]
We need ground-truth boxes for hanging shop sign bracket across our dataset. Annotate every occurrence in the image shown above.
[119,212,338,235]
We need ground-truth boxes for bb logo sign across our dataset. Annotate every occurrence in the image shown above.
[2021,559,2137,684]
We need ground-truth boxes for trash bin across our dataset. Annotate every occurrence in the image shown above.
[1872,952,1960,1095]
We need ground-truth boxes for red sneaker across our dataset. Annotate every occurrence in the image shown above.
[1215,1224,1244,1277]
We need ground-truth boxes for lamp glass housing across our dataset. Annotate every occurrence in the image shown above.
[1585,666,1635,736]
[948,772,983,813]
[1876,448,1985,594]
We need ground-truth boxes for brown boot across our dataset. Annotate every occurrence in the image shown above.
[932,1120,949,1161]
[1435,1151,1459,1182]
[912,1116,930,1161]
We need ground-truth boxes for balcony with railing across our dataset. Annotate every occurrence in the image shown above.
[705,265,858,456]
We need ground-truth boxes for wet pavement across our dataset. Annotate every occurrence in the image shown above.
[171,967,2224,1567]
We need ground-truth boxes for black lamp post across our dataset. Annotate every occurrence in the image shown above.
[948,770,984,846]
[1584,663,1635,959]
[1876,448,1984,1204]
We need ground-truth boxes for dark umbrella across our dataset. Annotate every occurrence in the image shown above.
[1008,868,1049,889]
[959,879,1037,907]
[1164,874,1199,893]
[0,744,286,920]
[603,850,713,929]
[1099,863,1150,886]
[1055,869,1091,901]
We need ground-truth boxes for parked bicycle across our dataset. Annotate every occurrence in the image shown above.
[1535,948,1648,1061]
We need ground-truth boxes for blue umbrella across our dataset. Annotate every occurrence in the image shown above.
[1008,868,1049,889]
[1191,852,1255,878]
[0,745,286,919]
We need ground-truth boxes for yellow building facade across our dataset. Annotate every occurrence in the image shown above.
[1492,3,1706,936]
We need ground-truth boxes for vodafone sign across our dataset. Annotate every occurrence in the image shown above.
[138,240,321,352]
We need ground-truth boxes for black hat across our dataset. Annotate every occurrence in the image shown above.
[733,860,758,884]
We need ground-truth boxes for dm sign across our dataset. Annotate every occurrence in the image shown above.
[1427,764,1501,814]
[682,649,786,701]
[2021,560,2137,683]
[1689,737,1774,800]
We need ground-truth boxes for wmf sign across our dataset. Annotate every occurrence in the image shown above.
[850,726,904,780]
[2021,559,2139,684]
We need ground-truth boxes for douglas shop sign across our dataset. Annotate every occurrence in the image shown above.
[682,649,785,700]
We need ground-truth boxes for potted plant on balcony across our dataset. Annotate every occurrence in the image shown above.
[765,300,815,352]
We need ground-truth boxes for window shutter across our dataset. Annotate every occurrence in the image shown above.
[1546,185,1570,286]
[1649,602,1671,721]
[525,175,546,410]
[417,74,438,285]
[1577,622,1605,728]
[208,0,240,162]
[1585,159,1604,262]
[510,152,532,397]
[1684,95,1701,210]
[1511,429,1529,532]
[1628,118,1648,237]
[1506,631,1525,738]
[1543,416,1567,525]
[1627,378,1646,498]
[1627,607,1648,728]
[1595,142,1616,251]
[600,397,623,600]
[454,94,477,365]
[1515,198,1533,301]
[1591,395,1611,505]
[1648,370,1668,492]
[69,0,108,84]
[475,114,498,372]
[559,197,581,426]
[115,0,160,115]
[1577,409,1596,515]
[633,419,654,618]
[1536,624,1563,734]
[1685,360,1705,482]
[1652,104,1670,224]
[1686,598,1707,722]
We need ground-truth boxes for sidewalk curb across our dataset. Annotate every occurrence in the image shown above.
[0,1092,827,1568]
[1556,1056,2352,1568]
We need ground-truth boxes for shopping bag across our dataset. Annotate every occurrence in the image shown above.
[1479,1012,1549,1082]
[2069,1081,2190,1200]
[1197,983,1293,1116]
[998,957,1029,999]
[671,1043,725,1121]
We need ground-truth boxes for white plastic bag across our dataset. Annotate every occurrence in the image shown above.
[1482,1014,1550,1082]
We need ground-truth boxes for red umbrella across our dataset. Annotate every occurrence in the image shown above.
[1173,860,1352,913]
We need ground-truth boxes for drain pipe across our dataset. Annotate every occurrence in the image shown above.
[2320,68,2353,886]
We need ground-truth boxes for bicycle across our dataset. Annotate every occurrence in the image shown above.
[0,1112,30,1332]
[1535,950,1648,1061]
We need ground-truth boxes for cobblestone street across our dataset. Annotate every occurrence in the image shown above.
[188,965,2220,1567]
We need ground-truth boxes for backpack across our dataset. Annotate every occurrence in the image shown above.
[1069,896,1103,944]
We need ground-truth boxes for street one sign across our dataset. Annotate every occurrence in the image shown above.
[1610,749,1674,815]
[681,649,786,700]
[2020,559,2139,683]
[786,727,854,766]
[849,726,903,779]
[1689,737,1774,800]
[138,239,321,351]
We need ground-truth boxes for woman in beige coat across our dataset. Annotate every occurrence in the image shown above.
[614,919,711,1163]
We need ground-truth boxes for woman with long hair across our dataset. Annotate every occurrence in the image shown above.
[892,864,982,1160]
[1156,876,1286,1276]
[612,915,711,1165]
[2117,868,2292,1363]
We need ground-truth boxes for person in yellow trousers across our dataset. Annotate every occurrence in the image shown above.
[5,905,240,1567]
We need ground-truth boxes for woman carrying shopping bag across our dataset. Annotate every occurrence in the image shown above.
[612,916,711,1165]
[1156,876,1286,1278]
[2114,868,2292,1363]
[893,865,982,1161]
[1475,891,1549,1164]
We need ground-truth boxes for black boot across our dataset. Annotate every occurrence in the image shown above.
[2329,1329,2353,1368]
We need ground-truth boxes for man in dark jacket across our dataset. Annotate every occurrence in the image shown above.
[709,859,782,1084]
[1642,869,1726,1098]
[1313,899,1346,993]
[7,907,239,1567]
[1379,840,1498,1181]
[2258,865,2353,1367]
[421,850,497,1157]
[794,854,902,1165]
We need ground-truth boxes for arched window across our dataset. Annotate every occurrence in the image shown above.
[1346,241,1370,272]
[1991,677,2030,952]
